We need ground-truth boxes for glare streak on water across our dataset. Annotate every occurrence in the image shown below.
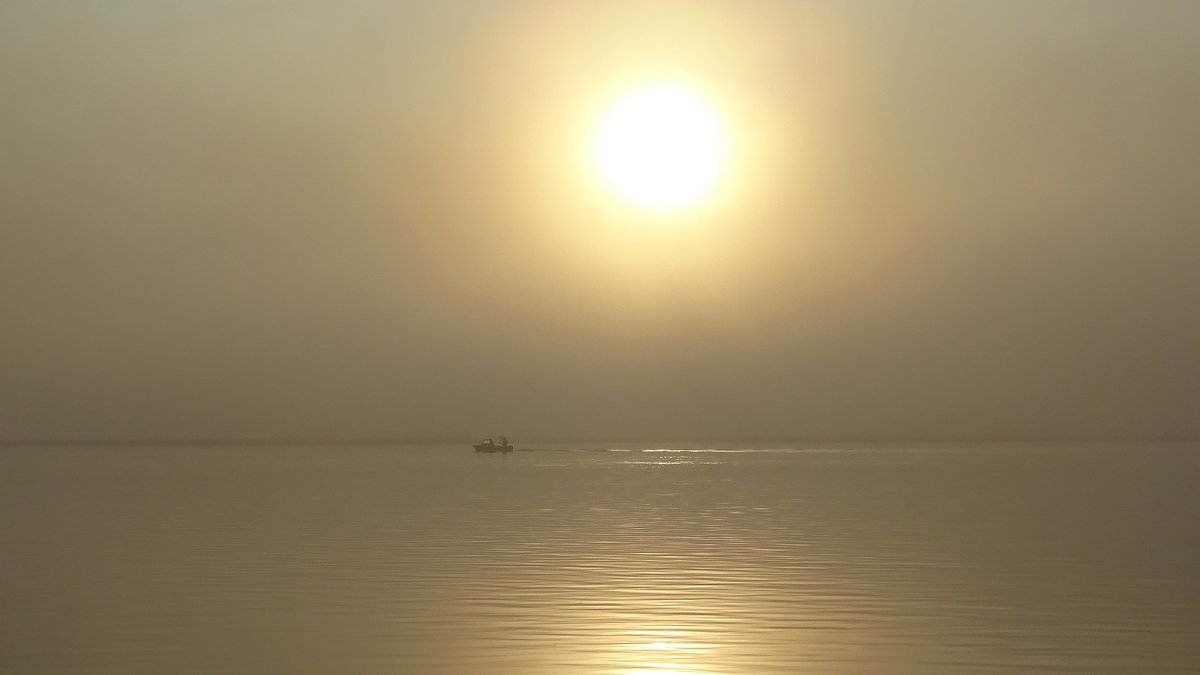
[1,442,1197,673]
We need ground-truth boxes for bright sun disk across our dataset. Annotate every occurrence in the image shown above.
[595,83,725,209]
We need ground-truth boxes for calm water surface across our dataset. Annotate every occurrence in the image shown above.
[2,442,1197,673]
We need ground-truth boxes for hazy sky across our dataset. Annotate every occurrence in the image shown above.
[3,1,1198,441]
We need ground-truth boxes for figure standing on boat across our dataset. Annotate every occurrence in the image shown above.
[473,436,513,453]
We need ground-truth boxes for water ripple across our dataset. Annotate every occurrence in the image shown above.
[1,443,1197,673]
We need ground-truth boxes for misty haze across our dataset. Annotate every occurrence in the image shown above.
[2,2,1198,673]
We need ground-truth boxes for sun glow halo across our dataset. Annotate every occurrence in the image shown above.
[595,83,725,210]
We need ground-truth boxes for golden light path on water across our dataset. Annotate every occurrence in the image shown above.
[470,449,841,675]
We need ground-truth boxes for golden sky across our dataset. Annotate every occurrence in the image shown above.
[2,1,1199,440]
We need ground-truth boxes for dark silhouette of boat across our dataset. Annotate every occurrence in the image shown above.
[473,436,513,453]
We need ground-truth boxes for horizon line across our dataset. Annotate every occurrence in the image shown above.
[2,435,1197,448]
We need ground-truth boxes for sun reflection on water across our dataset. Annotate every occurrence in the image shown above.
[603,627,723,674]
[615,658,714,675]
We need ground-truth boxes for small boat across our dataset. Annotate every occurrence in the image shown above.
[473,436,514,453]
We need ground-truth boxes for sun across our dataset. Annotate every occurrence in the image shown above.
[595,83,726,210]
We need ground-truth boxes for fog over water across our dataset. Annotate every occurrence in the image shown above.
[3,1,1199,442]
